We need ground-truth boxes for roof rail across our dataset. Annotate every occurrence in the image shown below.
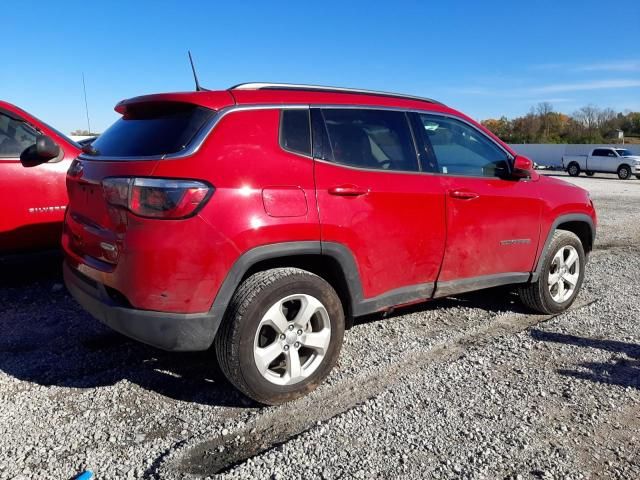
[229,82,445,106]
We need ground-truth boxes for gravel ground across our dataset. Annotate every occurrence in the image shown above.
[1,172,639,479]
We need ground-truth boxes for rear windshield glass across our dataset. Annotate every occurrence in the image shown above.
[89,103,215,157]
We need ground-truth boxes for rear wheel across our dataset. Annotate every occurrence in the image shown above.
[636,175,640,180]
[519,230,585,314]
[567,163,580,177]
[215,268,344,405]
[618,165,631,180]
[585,171,595,177]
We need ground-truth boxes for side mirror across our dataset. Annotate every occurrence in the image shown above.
[511,155,534,179]
[20,135,61,167]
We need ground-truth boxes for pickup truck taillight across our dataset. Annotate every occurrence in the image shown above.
[102,177,213,219]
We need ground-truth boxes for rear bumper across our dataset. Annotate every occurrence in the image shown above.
[63,261,217,351]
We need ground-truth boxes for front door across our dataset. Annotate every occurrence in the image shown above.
[0,111,70,251]
[411,112,542,293]
[312,108,446,310]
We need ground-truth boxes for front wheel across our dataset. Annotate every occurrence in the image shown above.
[636,175,640,180]
[519,230,585,314]
[618,165,631,180]
[215,268,345,405]
[567,163,580,177]
[585,171,595,177]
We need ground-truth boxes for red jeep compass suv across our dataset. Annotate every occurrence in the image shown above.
[62,83,596,404]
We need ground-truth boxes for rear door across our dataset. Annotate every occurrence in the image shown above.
[410,112,542,292]
[312,108,446,308]
[0,110,72,252]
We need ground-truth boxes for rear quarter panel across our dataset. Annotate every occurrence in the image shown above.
[144,108,320,312]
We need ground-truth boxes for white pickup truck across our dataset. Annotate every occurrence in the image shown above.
[563,147,640,179]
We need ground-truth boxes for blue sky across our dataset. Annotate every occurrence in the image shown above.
[4,0,639,133]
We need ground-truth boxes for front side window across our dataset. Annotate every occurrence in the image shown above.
[89,103,215,158]
[318,109,419,172]
[0,112,37,158]
[279,109,311,156]
[416,114,510,177]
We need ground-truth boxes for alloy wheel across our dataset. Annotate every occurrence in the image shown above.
[548,245,580,303]
[253,294,331,386]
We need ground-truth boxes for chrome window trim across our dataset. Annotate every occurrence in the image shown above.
[313,157,432,176]
[312,106,514,161]
[78,103,512,165]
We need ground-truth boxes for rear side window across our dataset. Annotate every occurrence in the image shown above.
[280,109,311,156]
[318,109,419,172]
[89,103,215,157]
[592,149,609,157]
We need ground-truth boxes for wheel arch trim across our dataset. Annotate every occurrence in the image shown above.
[531,213,595,282]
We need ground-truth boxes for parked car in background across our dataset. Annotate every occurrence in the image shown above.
[563,147,640,179]
[0,101,80,253]
[62,83,596,405]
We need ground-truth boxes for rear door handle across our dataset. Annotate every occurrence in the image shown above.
[449,189,479,200]
[328,184,369,196]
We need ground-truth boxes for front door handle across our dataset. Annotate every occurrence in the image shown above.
[449,189,479,200]
[328,184,369,196]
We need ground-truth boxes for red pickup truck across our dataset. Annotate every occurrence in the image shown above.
[0,101,80,253]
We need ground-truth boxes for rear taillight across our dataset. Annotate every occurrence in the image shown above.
[102,177,213,219]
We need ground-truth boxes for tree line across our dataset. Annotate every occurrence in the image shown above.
[481,103,640,144]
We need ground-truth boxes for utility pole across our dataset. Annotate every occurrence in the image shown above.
[82,73,91,134]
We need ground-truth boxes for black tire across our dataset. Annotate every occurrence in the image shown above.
[636,175,640,180]
[518,230,585,314]
[618,165,631,180]
[585,171,595,177]
[567,163,580,177]
[215,268,344,405]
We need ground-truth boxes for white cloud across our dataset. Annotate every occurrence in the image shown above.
[528,98,573,104]
[530,79,640,94]
[576,60,640,72]
[529,59,640,72]
[453,79,640,97]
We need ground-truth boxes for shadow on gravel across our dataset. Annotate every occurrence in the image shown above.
[0,254,530,410]
[0,255,250,408]
[530,330,640,390]
[0,250,63,286]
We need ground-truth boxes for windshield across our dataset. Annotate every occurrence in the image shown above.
[615,149,633,157]
[88,103,215,157]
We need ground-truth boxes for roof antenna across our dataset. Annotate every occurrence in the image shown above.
[81,72,92,133]
[188,51,205,91]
